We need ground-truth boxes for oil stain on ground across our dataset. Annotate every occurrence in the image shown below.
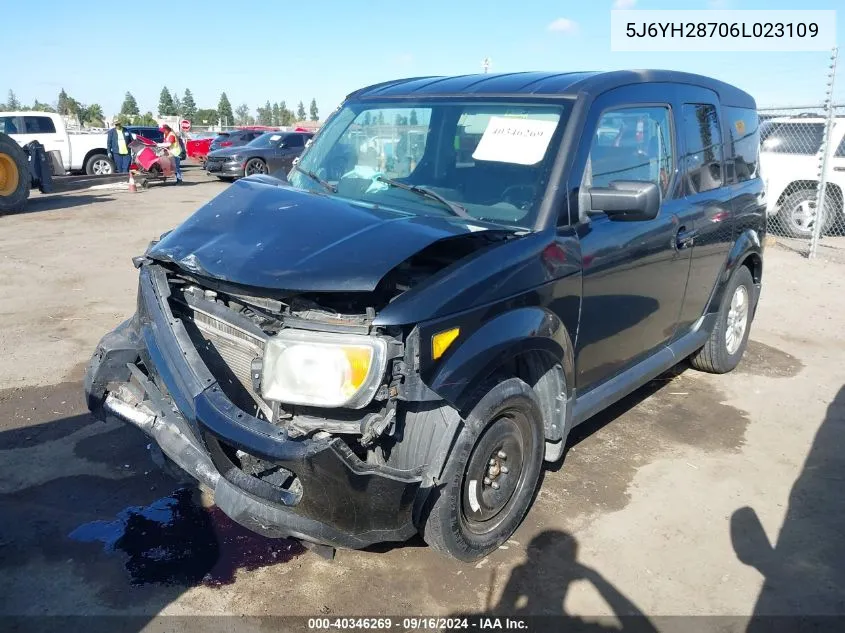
[735,340,803,378]
[69,487,305,587]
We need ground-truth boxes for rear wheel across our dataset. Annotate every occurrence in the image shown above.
[418,377,544,561]
[777,189,833,239]
[0,135,29,214]
[85,153,114,176]
[244,158,267,177]
[689,265,755,374]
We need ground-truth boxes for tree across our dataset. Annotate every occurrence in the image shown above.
[77,104,104,128]
[218,92,233,126]
[195,108,218,125]
[158,87,176,116]
[137,111,157,126]
[363,112,372,126]
[6,90,20,110]
[173,92,182,117]
[296,101,306,121]
[57,89,71,115]
[32,100,55,112]
[272,103,281,127]
[376,111,385,125]
[409,109,418,126]
[309,98,318,122]
[256,100,273,126]
[182,89,197,120]
[121,92,139,116]
[235,104,253,126]
[279,101,294,126]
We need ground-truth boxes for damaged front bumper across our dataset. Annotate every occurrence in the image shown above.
[84,265,422,549]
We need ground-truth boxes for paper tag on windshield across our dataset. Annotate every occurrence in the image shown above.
[270,134,282,141]
[472,116,558,165]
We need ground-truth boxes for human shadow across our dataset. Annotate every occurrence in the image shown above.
[731,386,845,629]
[453,530,657,632]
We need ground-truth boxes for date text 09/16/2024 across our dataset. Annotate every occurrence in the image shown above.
[307,617,528,630]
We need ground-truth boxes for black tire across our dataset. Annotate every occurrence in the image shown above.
[776,189,833,239]
[0,134,30,214]
[418,377,544,561]
[689,265,755,374]
[84,153,114,176]
[244,158,267,177]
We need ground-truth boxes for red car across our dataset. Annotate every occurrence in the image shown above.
[185,132,218,164]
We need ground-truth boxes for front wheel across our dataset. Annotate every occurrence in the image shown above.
[85,154,114,176]
[689,265,755,374]
[244,158,267,177]
[418,377,544,561]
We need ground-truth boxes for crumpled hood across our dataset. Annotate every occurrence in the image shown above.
[147,176,489,292]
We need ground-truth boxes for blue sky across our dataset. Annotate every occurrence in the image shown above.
[0,0,841,119]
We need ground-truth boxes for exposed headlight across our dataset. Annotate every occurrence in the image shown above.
[261,330,388,408]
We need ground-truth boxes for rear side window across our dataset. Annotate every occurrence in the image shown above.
[284,134,304,148]
[0,116,20,134]
[761,122,824,155]
[725,107,760,182]
[23,116,56,134]
[682,104,723,194]
[835,132,845,157]
[584,105,674,197]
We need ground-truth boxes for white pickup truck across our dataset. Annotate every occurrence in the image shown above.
[0,111,113,175]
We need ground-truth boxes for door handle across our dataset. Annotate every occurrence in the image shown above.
[676,226,697,250]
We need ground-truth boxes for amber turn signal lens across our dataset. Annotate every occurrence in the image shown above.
[432,327,460,360]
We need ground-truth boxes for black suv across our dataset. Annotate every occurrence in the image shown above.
[85,71,765,561]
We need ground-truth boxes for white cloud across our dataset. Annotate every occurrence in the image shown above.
[547,18,579,34]
[613,0,637,9]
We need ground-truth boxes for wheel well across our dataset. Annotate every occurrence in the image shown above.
[741,252,762,285]
[499,349,566,442]
[82,148,110,166]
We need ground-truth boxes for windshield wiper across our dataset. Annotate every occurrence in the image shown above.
[293,164,336,193]
[375,175,471,219]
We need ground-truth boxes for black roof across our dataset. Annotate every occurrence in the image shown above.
[349,70,755,109]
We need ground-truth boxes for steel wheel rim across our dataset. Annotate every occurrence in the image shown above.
[725,285,749,355]
[92,159,112,175]
[461,412,528,534]
[0,153,19,196]
[246,159,266,175]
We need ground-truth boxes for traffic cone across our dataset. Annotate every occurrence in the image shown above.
[128,170,137,193]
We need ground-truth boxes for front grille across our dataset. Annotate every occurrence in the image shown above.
[182,304,271,419]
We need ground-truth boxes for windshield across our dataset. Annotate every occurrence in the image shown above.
[247,132,283,148]
[289,100,570,230]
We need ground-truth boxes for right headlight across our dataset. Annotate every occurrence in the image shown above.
[260,329,388,409]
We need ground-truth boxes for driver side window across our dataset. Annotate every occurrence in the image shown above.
[583,106,673,197]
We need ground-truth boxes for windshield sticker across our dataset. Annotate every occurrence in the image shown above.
[471,116,558,165]
[270,134,282,141]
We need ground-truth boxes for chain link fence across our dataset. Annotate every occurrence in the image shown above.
[759,104,845,259]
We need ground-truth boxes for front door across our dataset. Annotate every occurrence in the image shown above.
[572,90,692,392]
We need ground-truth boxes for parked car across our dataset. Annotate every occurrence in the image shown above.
[205,131,313,180]
[0,111,111,175]
[759,116,845,238]
[185,131,218,164]
[125,126,164,144]
[86,70,765,561]
[208,129,265,153]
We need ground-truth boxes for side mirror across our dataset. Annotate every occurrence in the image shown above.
[588,181,660,221]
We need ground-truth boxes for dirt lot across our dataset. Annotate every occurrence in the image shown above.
[1,164,843,630]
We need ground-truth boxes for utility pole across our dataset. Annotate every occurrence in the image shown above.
[482,57,491,74]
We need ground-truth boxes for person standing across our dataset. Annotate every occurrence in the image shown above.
[158,124,183,184]
[107,121,133,173]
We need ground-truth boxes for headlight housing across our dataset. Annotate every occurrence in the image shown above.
[260,330,388,409]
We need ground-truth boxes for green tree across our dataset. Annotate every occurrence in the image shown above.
[6,90,20,110]
[309,98,318,122]
[158,87,176,116]
[84,104,105,127]
[279,101,294,126]
[296,101,306,121]
[57,89,71,115]
[32,100,55,112]
[234,103,253,126]
[256,100,273,126]
[121,92,139,116]
[376,111,385,126]
[137,111,157,126]
[363,112,372,126]
[182,89,197,120]
[218,92,233,126]
[173,92,182,116]
[195,108,218,125]
[271,102,280,127]
[409,109,418,125]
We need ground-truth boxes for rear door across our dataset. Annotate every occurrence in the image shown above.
[673,90,735,333]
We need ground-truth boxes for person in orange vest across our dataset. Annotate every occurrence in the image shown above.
[158,124,183,184]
